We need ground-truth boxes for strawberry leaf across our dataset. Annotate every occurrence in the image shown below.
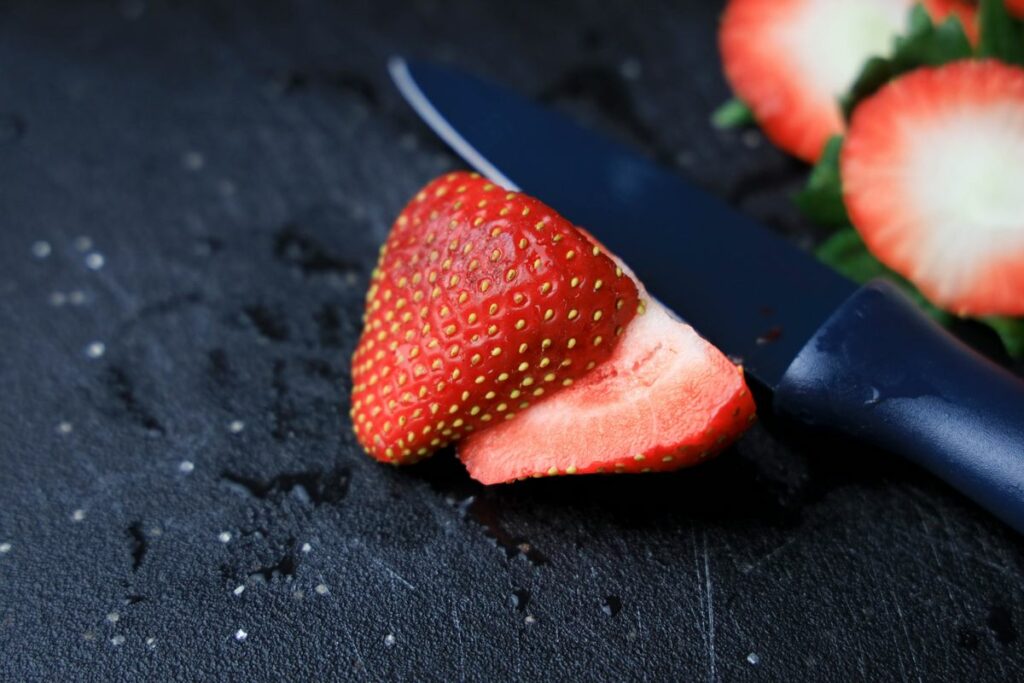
[711,98,755,129]
[983,316,1024,359]
[841,5,973,118]
[978,0,1024,66]
[795,136,849,228]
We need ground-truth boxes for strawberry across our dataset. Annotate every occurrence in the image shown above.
[350,172,640,463]
[719,0,974,162]
[1009,0,1024,17]
[458,284,756,484]
[841,59,1024,316]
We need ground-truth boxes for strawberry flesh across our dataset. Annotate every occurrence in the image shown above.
[458,292,756,484]
[350,172,639,463]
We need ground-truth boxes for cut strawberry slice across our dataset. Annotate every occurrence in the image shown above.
[842,59,1024,316]
[458,292,756,485]
[350,172,640,463]
[720,0,969,162]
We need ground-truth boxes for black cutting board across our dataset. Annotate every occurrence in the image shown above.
[1,1,1021,680]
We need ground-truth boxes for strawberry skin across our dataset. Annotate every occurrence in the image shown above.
[720,0,971,162]
[459,290,756,484]
[350,172,639,463]
[1009,0,1024,17]
[842,60,1024,316]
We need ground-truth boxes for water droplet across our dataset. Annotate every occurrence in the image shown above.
[383,633,397,647]
[85,253,105,270]
[234,629,248,641]
[301,542,312,553]
[228,420,245,433]
[145,637,157,649]
[71,509,86,522]
[315,583,329,595]
[233,585,245,596]
[864,386,881,406]
[218,531,232,543]
[178,460,195,474]
[182,151,205,171]
[56,421,73,434]
[601,595,622,618]
[31,241,51,258]
[747,652,760,665]
[524,615,537,626]
[508,588,530,612]
[0,542,11,553]
[85,342,106,359]
[110,635,125,646]
[74,236,93,252]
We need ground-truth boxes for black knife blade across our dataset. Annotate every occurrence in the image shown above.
[389,57,856,389]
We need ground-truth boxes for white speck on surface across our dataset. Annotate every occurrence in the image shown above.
[183,151,205,171]
[0,542,11,553]
[747,652,760,665]
[234,629,248,642]
[301,542,312,553]
[619,57,642,80]
[71,509,86,522]
[85,342,106,359]
[233,585,245,596]
[31,241,52,258]
[742,130,761,148]
[315,583,328,595]
[110,635,125,646]
[82,631,95,641]
[524,615,537,625]
[178,460,195,474]
[85,252,105,270]
[69,290,87,305]
[293,590,305,600]
[106,612,120,624]
[74,236,93,252]
[383,634,396,648]
[218,531,232,543]
[49,291,67,306]
[228,420,245,433]
[57,421,73,434]
[149,527,162,536]
[145,637,156,649]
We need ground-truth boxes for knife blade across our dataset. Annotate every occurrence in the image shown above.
[389,57,856,389]
[390,57,1024,534]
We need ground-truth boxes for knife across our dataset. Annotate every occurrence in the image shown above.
[389,57,1024,533]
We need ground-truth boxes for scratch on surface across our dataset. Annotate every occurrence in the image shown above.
[452,601,466,681]
[704,532,717,683]
[355,544,417,592]
[742,535,798,576]
[890,589,922,683]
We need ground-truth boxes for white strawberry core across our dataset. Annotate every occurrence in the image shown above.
[903,103,1024,301]
[779,0,912,99]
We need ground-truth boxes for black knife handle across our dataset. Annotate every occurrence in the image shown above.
[775,280,1024,533]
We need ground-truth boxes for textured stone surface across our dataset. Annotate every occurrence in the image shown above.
[0,1,1021,680]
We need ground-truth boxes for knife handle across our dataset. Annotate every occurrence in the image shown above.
[775,279,1024,534]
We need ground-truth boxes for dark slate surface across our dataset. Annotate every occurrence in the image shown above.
[1,1,1021,680]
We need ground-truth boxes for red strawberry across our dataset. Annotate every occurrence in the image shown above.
[350,172,640,463]
[458,282,756,484]
[841,60,1024,316]
[719,0,973,162]
[1008,0,1024,17]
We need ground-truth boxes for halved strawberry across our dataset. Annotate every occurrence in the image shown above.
[841,59,1024,316]
[1009,0,1024,17]
[350,172,640,463]
[719,0,972,162]
[458,288,756,484]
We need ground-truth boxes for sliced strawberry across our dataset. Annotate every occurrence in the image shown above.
[842,59,1024,316]
[720,0,969,162]
[350,172,640,463]
[1009,0,1024,17]
[458,289,756,485]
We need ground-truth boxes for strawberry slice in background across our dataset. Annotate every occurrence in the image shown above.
[719,0,973,162]
[351,172,755,479]
[1008,0,1024,18]
[841,59,1024,317]
[350,172,640,464]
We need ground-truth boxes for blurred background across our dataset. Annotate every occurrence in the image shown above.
[1,1,1021,680]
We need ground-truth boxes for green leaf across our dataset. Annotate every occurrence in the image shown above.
[711,98,755,129]
[978,0,1024,66]
[815,228,953,325]
[841,5,973,118]
[983,317,1024,359]
[795,136,849,228]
